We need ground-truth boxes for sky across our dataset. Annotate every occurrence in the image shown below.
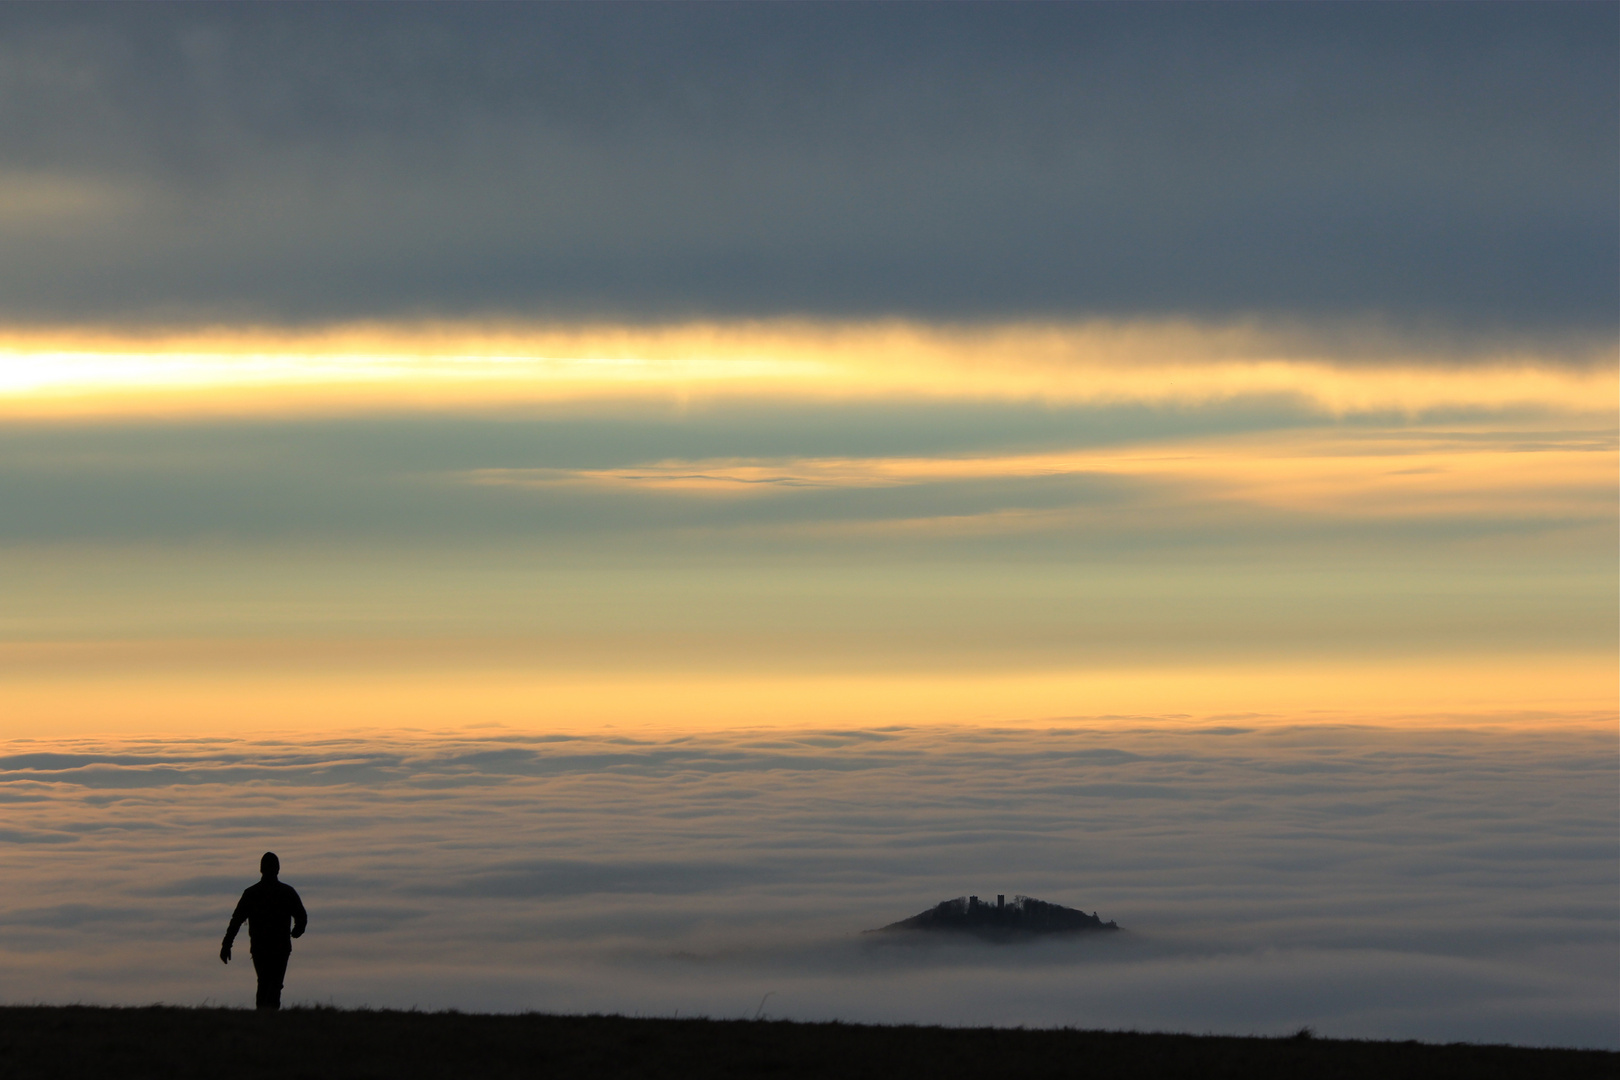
[0,1,1614,1046]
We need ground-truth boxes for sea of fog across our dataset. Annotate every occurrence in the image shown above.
[0,720,1613,1048]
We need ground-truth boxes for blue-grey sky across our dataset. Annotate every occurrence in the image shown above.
[0,1,1612,328]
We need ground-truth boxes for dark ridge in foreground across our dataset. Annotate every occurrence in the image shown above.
[1,1006,1611,1080]
[872,894,1119,937]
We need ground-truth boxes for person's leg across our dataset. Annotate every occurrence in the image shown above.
[251,948,291,1009]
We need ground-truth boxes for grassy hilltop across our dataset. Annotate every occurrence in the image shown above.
[0,1006,1613,1080]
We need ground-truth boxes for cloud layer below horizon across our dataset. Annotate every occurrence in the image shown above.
[0,723,1613,1047]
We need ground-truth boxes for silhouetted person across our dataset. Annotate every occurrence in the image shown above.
[220,851,307,1010]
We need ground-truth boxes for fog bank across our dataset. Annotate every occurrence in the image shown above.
[0,722,1612,1047]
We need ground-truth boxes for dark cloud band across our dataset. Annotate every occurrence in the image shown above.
[0,2,1611,327]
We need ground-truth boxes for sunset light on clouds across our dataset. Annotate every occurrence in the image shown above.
[0,318,1610,413]
[0,2,1613,1048]
[4,317,1610,730]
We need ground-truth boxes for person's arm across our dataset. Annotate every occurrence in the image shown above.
[289,886,307,939]
[221,890,249,963]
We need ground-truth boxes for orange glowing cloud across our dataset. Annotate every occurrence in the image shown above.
[0,319,1609,418]
[459,424,1615,532]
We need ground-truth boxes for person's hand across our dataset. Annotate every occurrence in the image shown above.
[291,929,303,939]
[220,943,231,964]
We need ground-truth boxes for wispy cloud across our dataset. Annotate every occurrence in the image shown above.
[458,424,1616,529]
[0,319,1610,418]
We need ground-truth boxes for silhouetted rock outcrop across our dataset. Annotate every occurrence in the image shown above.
[870,894,1118,938]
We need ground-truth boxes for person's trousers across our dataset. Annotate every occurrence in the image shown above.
[251,946,291,1010]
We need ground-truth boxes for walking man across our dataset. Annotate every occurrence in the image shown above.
[220,851,308,1009]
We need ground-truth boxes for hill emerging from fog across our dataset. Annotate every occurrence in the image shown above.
[872,894,1119,938]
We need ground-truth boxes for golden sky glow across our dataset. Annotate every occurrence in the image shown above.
[1,317,1612,737]
[465,426,1614,522]
[1,659,1613,740]
[0,319,1611,417]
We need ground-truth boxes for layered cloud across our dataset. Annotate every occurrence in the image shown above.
[1,342,1611,729]
[2,319,1609,419]
[0,4,1611,328]
[0,723,1613,1046]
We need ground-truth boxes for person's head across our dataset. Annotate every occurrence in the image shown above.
[260,851,280,877]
